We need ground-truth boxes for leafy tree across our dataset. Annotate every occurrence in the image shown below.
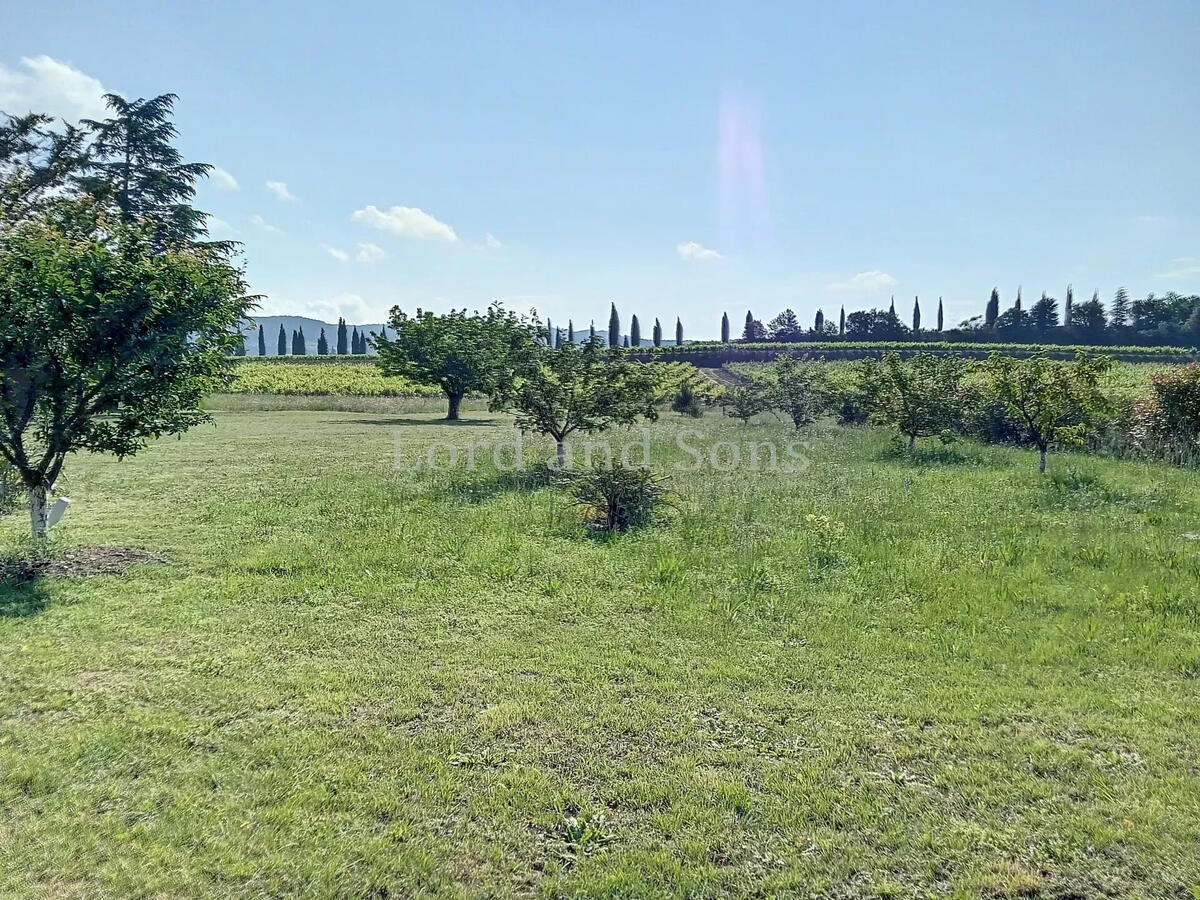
[375,304,537,420]
[1030,292,1059,334]
[1072,292,1107,337]
[653,318,663,347]
[912,297,921,333]
[981,352,1112,473]
[844,309,908,340]
[936,297,944,332]
[860,351,967,450]
[0,201,252,537]
[675,317,683,346]
[79,94,213,249]
[630,314,641,347]
[723,383,770,424]
[277,323,287,355]
[768,309,801,342]
[1110,287,1130,329]
[608,302,620,348]
[257,324,266,356]
[985,288,1000,327]
[996,289,1029,333]
[491,339,659,466]
[337,317,349,354]
[768,353,831,430]
[721,312,730,343]
[317,328,329,355]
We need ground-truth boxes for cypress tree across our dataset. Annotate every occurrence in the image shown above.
[318,328,328,355]
[630,315,641,347]
[337,317,349,354]
[936,297,944,332]
[608,302,620,348]
[653,318,663,347]
[291,329,299,355]
[814,309,824,333]
[744,310,754,340]
[568,320,575,343]
[985,288,1000,327]
[257,324,266,356]
[1110,287,1130,328]
[675,317,683,346]
[721,312,730,343]
[589,320,596,343]
[1064,285,1074,328]
[277,323,287,355]
[351,326,361,354]
[912,296,921,333]
[839,306,845,336]
[299,327,308,355]
[623,335,629,347]
[553,328,561,348]
[546,318,552,344]
[889,296,896,317]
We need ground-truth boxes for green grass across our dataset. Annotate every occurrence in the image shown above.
[2,400,1199,897]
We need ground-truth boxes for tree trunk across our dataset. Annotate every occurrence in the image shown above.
[30,485,49,540]
[556,440,566,468]
[1038,446,1047,474]
[446,392,463,421]
[908,433,916,451]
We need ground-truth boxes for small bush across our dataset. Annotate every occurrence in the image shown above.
[722,384,770,423]
[569,467,674,532]
[1133,363,1200,464]
[670,380,703,417]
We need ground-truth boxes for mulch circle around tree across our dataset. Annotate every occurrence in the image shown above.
[1,546,169,583]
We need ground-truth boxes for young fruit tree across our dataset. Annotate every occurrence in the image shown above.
[0,95,254,539]
[981,351,1112,473]
[861,351,967,450]
[490,339,659,467]
[722,383,771,424]
[768,354,832,430]
[374,304,537,420]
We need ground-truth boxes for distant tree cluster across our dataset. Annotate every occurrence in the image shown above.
[543,304,685,350]
[727,287,1200,347]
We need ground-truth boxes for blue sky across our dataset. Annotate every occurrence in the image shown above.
[3,1,1198,335]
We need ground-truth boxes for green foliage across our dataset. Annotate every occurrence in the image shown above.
[981,351,1113,472]
[723,383,771,423]
[670,379,702,417]
[491,339,659,464]
[568,466,674,532]
[859,351,968,447]
[375,303,537,419]
[0,112,88,226]
[226,360,440,396]
[1133,362,1200,461]
[767,353,832,430]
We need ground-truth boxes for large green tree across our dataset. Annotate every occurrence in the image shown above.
[861,351,967,450]
[375,304,537,419]
[490,340,659,466]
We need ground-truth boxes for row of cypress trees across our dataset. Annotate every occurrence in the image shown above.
[544,303,684,349]
[252,318,371,356]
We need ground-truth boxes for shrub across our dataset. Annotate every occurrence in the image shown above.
[722,384,771,423]
[670,380,703,417]
[569,467,674,532]
[1134,362,1200,463]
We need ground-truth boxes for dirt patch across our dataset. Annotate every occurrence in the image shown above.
[1,545,169,582]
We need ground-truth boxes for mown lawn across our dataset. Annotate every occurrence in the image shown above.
[1,400,1198,898]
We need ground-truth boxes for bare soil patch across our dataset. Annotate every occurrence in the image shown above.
[1,545,169,583]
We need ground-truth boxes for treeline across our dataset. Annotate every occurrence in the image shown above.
[729,287,1200,348]
[232,318,375,357]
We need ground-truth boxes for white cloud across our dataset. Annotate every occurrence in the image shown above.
[829,270,898,291]
[209,166,239,191]
[322,244,349,261]
[250,214,282,234]
[355,241,387,263]
[352,204,458,242]
[0,55,109,123]
[1156,256,1200,279]
[677,240,722,261]
[265,292,373,324]
[485,232,503,249]
[265,180,298,202]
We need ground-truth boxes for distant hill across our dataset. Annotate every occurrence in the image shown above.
[239,316,391,356]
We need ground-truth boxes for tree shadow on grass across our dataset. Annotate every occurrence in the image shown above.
[328,417,503,428]
[0,563,49,618]
[875,443,994,468]
[436,466,558,505]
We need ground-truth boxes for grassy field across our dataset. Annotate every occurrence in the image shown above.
[2,399,1199,897]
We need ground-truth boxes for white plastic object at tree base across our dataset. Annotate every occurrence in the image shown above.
[47,497,71,528]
